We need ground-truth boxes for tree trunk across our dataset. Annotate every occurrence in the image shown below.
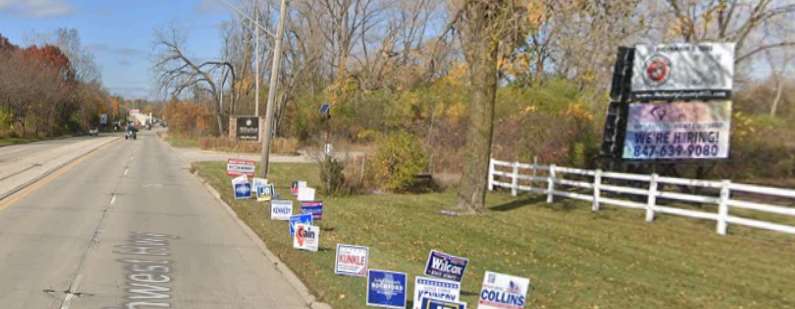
[455,6,500,213]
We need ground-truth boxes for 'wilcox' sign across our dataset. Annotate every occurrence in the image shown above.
[424,250,469,282]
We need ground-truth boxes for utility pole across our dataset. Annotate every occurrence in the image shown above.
[259,0,287,178]
[253,0,260,117]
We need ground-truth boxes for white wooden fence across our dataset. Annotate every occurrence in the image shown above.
[488,158,795,236]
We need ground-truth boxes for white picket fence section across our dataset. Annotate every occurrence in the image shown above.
[488,158,795,236]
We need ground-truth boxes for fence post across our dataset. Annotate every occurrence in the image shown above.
[511,161,519,196]
[547,164,556,203]
[717,180,731,235]
[592,169,602,212]
[646,173,658,222]
[487,159,495,191]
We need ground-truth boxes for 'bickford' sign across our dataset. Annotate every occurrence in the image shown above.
[622,101,731,160]
[292,223,319,252]
[420,298,467,309]
[300,201,323,220]
[367,269,407,309]
[334,244,369,277]
[270,199,293,220]
[231,175,251,200]
[478,271,530,309]
[236,116,259,141]
[424,250,469,282]
[226,159,256,177]
[413,276,461,309]
[289,214,313,238]
[630,43,734,100]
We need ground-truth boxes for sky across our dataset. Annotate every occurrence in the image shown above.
[0,0,233,99]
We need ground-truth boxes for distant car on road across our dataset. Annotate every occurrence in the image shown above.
[88,128,99,136]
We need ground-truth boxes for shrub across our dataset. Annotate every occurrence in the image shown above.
[370,132,429,192]
[319,155,347,195]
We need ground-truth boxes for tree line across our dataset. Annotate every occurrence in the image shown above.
[0,29,111,139]
[156,0,795,211]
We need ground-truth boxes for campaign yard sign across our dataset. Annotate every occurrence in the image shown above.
[630,43,735,100]
[226,159,256,177]
[292,223,319,252]
[367,270,407,309]
[297,186,316,202]
[622,101,731,160]
[300,201,324,220]
[413,276,461,309]
[424,250,469,282]
[478,271,530,309]
[291,180,307,195]
[253,178,271,201]
[334,244,369,277]
[232,175,252,200]
[420,298,467,309]
[270,199,293,220]
[289,214,313,238]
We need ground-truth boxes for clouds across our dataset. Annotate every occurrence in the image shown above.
[0,0,74,18]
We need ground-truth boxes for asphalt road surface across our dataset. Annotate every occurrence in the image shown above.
[0,131,309,308]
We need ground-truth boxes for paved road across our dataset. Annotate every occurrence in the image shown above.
[0,131,309,308]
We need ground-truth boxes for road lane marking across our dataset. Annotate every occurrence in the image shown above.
[110,194,117,205]
[59,274,83,309]
[124,168,129,176]
[0,138,120,211]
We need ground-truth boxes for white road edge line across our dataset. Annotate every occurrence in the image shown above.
[123,168,129,176]
[110,194,117,205]
[59,274,83,309]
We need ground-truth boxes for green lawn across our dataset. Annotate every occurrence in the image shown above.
[194,162,795,308]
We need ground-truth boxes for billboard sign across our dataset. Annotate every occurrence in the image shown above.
[367,269,408,309]
[424,250,469,282]
[236,116,260,141]
[289,214,313,238]
[413,276,461,309]
[420,298,467,309]
[226,159,256,177]
[292,223,319,252]
[334,244,369,277]
[631,43,734,100]
[478,271,530,309]
[622,101,731,160]
[270,199,293,220]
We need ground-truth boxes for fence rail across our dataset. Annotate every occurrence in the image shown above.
[488,158,795,235]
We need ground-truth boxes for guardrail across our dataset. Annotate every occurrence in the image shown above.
[488,158,795,235]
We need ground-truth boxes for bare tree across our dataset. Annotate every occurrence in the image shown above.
[153,26,236,135]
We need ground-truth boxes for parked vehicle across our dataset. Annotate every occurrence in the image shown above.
[88,128,99,136]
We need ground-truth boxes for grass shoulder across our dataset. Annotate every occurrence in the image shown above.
[193,161,795,308]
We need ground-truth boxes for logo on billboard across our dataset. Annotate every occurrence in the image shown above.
[643,54,671,87]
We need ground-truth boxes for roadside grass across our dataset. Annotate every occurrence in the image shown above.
[194,161,795,308]
[163,133,199,148]
[0,136,49,147]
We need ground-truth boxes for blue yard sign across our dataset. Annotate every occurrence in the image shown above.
[301,201,324,220]
[424,250,469,282]
[232,175,252,200]
[367,269,407,309]
[289,213,313,238]
[419,298,467,309]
